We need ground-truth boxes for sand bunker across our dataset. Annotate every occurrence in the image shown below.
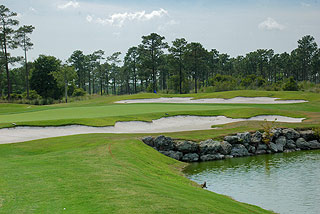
[0,115,304,144]
[116,97,307,104]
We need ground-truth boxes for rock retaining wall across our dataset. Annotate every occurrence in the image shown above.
[142,128,320,162]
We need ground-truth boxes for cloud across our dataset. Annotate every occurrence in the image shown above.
[87,8,168,27]
[58,1,80,10]
[258,17,285,31]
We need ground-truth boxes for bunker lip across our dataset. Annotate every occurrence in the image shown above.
[0,115,304,144]
[115,97,308,104]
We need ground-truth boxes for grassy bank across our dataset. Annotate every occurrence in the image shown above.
[0,134,273,214]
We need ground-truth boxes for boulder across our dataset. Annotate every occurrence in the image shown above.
[237,132,251,144]
[154,135,175,151]
[285,139,296,150]
[284,149,295,153]
[299,130,317,141]
[257,143,268,151]
[224,135,239,144]
[225,155,234,159]
[251,131,262,144]
[308,140,320,149]
[199,139,221,155]
[255,149,267,155]
[269,142,278,153]
[182,153,199,162]
[296,138,309,149]
[282,128,300,139]
[159,150,183,160]
[275,136,287,152]
[175,141,198,153]
[243,143,250,149]
[200,154,224,162]
[248,145,256,154]
[271,128,282,140]
[219,141,232,155]
[230,144,249,157]
[142,136,154,147]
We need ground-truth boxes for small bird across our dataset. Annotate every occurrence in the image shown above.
[201,181,207,188]
[12,123,16,126]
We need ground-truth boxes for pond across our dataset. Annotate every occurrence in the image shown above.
[183,150,320,214]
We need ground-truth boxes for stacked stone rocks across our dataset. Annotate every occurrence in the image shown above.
[142,128,320,162]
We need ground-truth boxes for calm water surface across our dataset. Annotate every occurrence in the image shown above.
[183,150,320,214]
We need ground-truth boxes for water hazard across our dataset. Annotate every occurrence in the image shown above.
[183,150,320,214]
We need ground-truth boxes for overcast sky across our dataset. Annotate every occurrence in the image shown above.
[2,0,320,62]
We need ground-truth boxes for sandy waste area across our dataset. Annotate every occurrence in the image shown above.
[116,97,307,104]
[0,115,304,144]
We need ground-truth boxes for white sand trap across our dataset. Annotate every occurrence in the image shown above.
[116,97,307,104]
[0,115,304,144]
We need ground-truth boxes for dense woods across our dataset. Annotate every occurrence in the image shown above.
[1,4,320,103]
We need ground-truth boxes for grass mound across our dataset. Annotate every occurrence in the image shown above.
[0,134,272,213]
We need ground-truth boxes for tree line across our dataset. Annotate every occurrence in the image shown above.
[1,4,320,103]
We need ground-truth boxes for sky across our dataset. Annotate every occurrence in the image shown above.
[1,0,320,63]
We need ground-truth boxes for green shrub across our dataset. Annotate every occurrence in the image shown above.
[10,93,23,100]
[22,90,42,100]
[299,81,320,93]
[72,88,86,97]
[146,84,153,93]
[283,77,299,91]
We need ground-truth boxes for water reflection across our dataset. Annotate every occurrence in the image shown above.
[184,150,320,214]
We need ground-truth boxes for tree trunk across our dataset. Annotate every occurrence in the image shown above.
[152,49,156,92]
[113,78,116,95]
[100,78,103,95]
[3,26,11,100]
[105,73,109,95]
[64,73,68,103]
[88,70,91,94]
[133,59,136,93]
[24,39,29,99]
[179,55,182,94]
[194,49,198,94]
[92,73,95,94]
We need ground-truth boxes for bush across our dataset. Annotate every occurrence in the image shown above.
[298,81,320,93]
[283,77,299,91]
[68,83,77,96]
[209,74,235,85]
[240,75,267,89]
[10,93,23,100]
[72,88,86,97]
[205,74,238,92]
[22,90,42,100]
[146,84,153,93]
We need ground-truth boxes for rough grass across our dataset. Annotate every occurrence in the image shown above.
[0,134,273,214]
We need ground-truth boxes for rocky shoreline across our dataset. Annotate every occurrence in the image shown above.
[142,128,320,162]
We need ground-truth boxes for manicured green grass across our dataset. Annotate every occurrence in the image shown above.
[0,134,273,214]
[1,90,319,213]
[0,90,319,128]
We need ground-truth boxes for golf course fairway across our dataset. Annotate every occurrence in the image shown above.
[1,90,320,213]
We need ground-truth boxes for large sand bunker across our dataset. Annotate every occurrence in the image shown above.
[116,97,307,104]
[0,115,304,144]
